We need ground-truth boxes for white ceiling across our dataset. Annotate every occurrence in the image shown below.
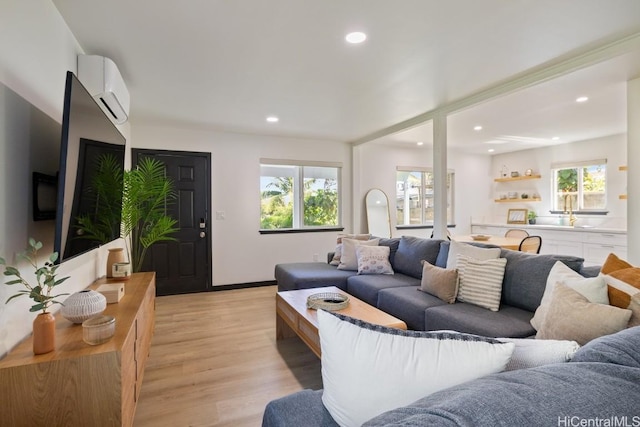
[52,0,640,154]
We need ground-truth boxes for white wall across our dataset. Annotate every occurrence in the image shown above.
[487,134,627,228]
[354,143,493,237]
[0,0,130,356]
[628,77,640,264]
[131,124,352,285]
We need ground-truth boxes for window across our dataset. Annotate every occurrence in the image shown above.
[260,160,341,231]
[551,160,607,212]
[396,168,454,226]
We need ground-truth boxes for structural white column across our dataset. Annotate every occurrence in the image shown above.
[627,77,640,264]
[433,113,448,239]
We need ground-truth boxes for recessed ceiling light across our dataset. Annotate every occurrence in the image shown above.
[576,96,589,103]
[488,148,495,153]
[266,116,279,123]
[345,32,367,44]
[416,141,424,146]
[474,125,483,131]
[552,136,560,141]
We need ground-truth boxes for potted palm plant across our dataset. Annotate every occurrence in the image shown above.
[0,238,70,354]
[121,157,179,273]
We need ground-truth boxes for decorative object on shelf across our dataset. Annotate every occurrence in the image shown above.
[470,234,491,241]
[507,191,518,199]
[106,248,125,278]
[528,211,537,225]
[499,194,507,200]
[500,165,509,178]
[82,314,116,345]
[511,171,520,178]
[521,193,529,199]
[0,238,70,354]
[61,289,107,323]
[525,168,533,176]
[111,262,131,280]
[507,209,528,224]
[306,292,349,311]
[97,283,125,303]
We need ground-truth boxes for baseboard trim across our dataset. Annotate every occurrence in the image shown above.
[210,281,276,292]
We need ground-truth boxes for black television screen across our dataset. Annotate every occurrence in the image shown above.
[54,71,126,263]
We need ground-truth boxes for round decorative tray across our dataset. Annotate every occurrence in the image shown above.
[307,292,350,311]
[471,234,491,241]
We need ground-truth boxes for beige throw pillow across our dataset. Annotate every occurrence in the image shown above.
[446,240,501,270]
[530,261,608,331]
[536,283,632,345]
[628,294,640,328]
[337,238,380,271]
[329,234,371,265]
[419,261,459,304]
[456,254,507,312]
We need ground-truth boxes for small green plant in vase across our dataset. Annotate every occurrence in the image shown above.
[0,238,70,354]
[528,211,537,225]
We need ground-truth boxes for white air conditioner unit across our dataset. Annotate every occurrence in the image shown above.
[77,55,130,124]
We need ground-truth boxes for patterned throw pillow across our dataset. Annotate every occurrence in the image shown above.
[456,254,507,311]
[337,238,380,271]
[355,245,393,275]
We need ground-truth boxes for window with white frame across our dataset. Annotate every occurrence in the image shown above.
[260,160,341,231]
[551,160,607,212]
[396,168,454,226]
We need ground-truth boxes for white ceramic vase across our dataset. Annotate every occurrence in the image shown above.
[61,290,107,324]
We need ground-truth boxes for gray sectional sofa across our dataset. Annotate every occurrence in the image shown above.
[274,235,599,337]
[262,325,640,427]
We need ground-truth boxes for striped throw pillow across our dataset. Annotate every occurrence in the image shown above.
[457,254,507,311]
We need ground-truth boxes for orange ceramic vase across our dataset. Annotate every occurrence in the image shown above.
[33,312,55,355]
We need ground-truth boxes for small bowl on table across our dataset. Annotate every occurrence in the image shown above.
[470,234,491,241]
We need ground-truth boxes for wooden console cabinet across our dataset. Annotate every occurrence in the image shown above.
[0,272,156,427]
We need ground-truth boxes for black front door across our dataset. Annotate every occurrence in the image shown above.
[132,149,211,295]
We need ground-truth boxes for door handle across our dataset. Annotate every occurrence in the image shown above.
[200,231,206,238]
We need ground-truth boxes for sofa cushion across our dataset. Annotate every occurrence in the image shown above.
[530,261,608,330]
[572,325,640,367]
[393,236,443,279]
[446,240,501,270]
[424,302,535,338]
[456,255,507,312]
[362,360,640,426]
[498,249,584,312]
[378,237,401,266]
[347,273,419,306]
[337,238,380,271]
[377,287,447,331]
[496,337,580,371]
[275,263,356,292]
[535,283,632,345]
[318,310,514,427]
[356,245,394,275]
[419,261,458,304]
[262,389,339,427]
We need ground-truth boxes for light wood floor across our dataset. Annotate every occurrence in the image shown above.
[134,285,322,427]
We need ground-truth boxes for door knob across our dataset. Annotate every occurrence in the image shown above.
[200,231,206,238]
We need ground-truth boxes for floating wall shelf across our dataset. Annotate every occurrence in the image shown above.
[494,174,541,182]
[495,198,542,203]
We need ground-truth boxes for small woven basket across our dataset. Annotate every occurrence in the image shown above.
[307,292,349,311]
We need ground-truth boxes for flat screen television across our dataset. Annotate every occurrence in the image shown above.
[54,71,126,263]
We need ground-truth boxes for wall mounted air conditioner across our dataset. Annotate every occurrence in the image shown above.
[77,55,130,124]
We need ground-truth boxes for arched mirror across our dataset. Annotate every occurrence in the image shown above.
[365,189,391,238]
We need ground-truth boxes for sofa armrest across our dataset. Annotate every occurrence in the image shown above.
[262,389,338,427]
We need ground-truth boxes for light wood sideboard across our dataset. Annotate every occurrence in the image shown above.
[0,272,156,427]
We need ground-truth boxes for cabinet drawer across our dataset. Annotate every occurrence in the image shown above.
[583,243,626,266]
[536,230,583,243]
[583,232,627,246]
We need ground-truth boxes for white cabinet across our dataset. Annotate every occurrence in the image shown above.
[582,232,627,266]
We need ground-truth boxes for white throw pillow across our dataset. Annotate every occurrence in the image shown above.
[497,337,580,371]
[355,245,393,275]
[318,310,515,427]
[456,254,507,312]
[530,261,609,330]
[446,240,501,270]
[329,234,371,265]
[337,238,379,271]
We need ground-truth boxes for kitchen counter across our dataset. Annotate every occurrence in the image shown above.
[471,222,626,234]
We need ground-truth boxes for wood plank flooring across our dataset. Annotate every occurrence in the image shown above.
[134,285,322,427]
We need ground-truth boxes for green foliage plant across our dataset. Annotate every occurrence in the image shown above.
[122,157,179,273]
[0,239,70,314]
[528,211,537,220]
